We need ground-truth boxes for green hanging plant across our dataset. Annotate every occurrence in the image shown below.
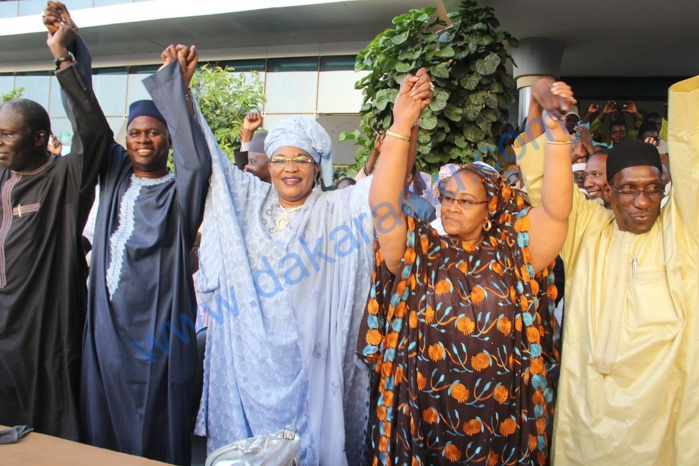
[191,65,266,159]
[341,0,518,173]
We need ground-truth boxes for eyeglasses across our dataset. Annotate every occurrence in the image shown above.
[441,195,488,208]
[269,155,315,166]
[0,130,30,143]
[610,184,665,200]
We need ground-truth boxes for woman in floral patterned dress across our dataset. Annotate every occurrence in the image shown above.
[360,71,575,465]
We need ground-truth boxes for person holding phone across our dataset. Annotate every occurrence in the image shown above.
[589,99,644,145]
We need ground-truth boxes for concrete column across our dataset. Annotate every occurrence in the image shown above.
[511,38,565,127]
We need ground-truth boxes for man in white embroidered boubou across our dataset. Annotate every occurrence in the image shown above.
[43,2,211,464]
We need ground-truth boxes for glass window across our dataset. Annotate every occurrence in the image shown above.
[107,116,127,138]
[14,71,50,77]
[14,75,51,109]
[215,59,265,72]
[93,75,128,117]
[48,76,68,119]
[316,115,361,165]
[94,0,132,6]
[265,72,317,114]
[18,0,46,17]
[0,1,19,19]
[320,56,357,72]
[317,70,367,114]
[93,67,128,75]
[129,65,159,75]
[262,114,316,137]
[268,57,318,73]
[126,74,151,104]
[0,76,16,96]
[49,117,73,151]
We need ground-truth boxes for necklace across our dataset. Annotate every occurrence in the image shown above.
[275,204,303,231]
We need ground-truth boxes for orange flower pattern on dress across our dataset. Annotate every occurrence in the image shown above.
[456,316,475,335]
[499,417,517,436]
[445,443,462,462]
[428,343,445,361]
[494,384,509,404]
[450,383,470,403]
[497,317,512,336]
[471,352,491,371]
[422,407,438,424]
[435,279,452,295]
[409,310,418,329]
[359,165,557,466]
[366,329,382,346]
[469,285,486,304]
[463,418,483,436]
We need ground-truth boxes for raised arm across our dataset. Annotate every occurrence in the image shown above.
[369,68,431,274]
[580,103,599,125]
[235,112,262,170]
[667,75,699,234]
[143,45,212,245]
[44,2,92,91]
[44,4,113,221]
[527,81,575,273]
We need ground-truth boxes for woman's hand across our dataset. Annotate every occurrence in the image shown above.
[392,68,433,134]
[536,80,576,143]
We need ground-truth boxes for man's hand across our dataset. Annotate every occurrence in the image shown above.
[587,103,600,115]
[602,101,617,115]
[373,131,384,154]
[532,79,576,140]
[239,112,263,143]
[623,100,638,114]
[242,112,262,132]
[44,1,78,59]
[571,139,587,164]
[644,136,660,147]
[43,1,77,35]
[159,45,177,69]
[532,78,575,119]
[48,134,63,155]
[176,44,197,90]
[160,44,197,91]
[46,21,77,59]
[575,125,594,154]
[535,80,576,142]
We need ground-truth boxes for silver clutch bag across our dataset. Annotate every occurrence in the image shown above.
[204,426,301,466]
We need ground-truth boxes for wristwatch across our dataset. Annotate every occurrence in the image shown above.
[54,52,75,70]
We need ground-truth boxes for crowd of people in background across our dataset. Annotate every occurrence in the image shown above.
[1,2,698,466]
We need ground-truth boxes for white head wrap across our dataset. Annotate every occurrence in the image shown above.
[264,116,334,187]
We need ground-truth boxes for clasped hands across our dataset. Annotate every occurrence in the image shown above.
[532,78,577,143]
[160,44,198,91]
[391,68,434,134]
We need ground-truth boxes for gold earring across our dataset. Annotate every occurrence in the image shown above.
[483,218,492,232]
